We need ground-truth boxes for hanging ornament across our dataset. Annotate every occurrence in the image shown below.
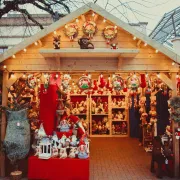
[44,73,50,90]
[64,23,78,41]
[82,21,97,39]
[103,25,117,44]
[27,74,36,89]
[140,74,146,88]
[127,75,140,91]
[112,75,124,91]
[62,74,71,92]
[98,74,106,88]
[78,75,91,90]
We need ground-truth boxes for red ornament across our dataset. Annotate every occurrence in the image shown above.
[140,74,146,88]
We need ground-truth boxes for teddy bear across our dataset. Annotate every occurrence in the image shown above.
[53,35,61,49]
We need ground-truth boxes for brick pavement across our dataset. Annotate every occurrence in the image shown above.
[90,137,178,180]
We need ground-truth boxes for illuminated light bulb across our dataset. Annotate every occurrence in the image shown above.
[176,73,179,78]
[76,18,79,23]
[34,42,38,46]
[133,73,136,78]
[12,55,16,58]
[145,73,148,78]
[155,49,158,53]
[108,76,111,80]
[114,25,117,29]
[112,74,115,79]
[92,12,95,17]
[133,36,137,40]
[88,74,91,78]
[23,48,27,52]
[54,31,57,35]
[22,73,26,78]
[100,74,103,78]
[157,73,160,78]
[65,25,68,29]
[55,73,59,78]
[37,78,40,82]
[144,43,147,46]
[11,73,15,78]
[103,19,106,23]
[172,62,175,66]
[72,81,75,86]
[3,65,6,69]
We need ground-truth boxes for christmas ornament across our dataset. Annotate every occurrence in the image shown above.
[103,26,117,44]
[62,74,71,92]
[78,76,91,90]
[27,74,36,89]
[98,74,106,88]
[112,75,124,91]
[43,73,50,92]
[140,74,146,88]
[53,35,61,49]
[64,23,78,41]
[78,36,94,49]
[82,21,97,38]
[127,75,140,90]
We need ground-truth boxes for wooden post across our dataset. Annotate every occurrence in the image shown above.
[171,72,179,177]
[0,71,9,177]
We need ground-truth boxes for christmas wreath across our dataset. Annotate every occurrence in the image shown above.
[127,76,140,90]
[112,75,124,90]
[82,21,97,38]
[64,23,78,41]
[78,76,91,90]
[103,26,117,44]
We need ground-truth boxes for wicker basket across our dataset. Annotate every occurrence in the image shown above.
[10,171,22,180]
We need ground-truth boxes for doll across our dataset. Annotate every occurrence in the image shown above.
[112,98,117,107]
[121,98,126,107]
[69,147,78,158]
[117,111,123,120]
[59,148,67,159]
[149,105,157,117]
[117,98,122,107]
[103,102,108,113]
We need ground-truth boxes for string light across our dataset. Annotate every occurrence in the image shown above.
[108,75,111,80]
[72,81,75,86]
[34,42,38,46]
[103,19,106,23]
[23,48,27,52]
[92,12,95,17]
[11,73,15,78]
[75,18,79,23]
[155,49,159,53]
[55,73,59,78]
[12,55,16,58]
[22,73,26,78]
[145,72,148,78]
[88,73,91,78]
[144,43,147,46]
[65,24,68,29]
[133,72,136,78]
[114,25,117,29]
[3,65,6,69]
[37,78,40,82]
[157,73,160,78]
[133,36,137,40]
[53,31,57,35]
[172,61,175,66]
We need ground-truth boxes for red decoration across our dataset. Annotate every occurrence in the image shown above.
[98,74,106,88]
[140,74,146,88]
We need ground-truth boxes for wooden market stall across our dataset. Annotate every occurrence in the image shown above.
[0,2,179,178]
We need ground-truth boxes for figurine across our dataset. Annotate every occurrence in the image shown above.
[77,140,89,159]
[58,119,71,132]
[112,124,115,134]
[111,43,118,49]
[59,148,67,159]
[69,147,78,158]
[78,36,94,49]
[70,135,78,147]
[53,35,61,49]
[117,111,123,120]
[52,147,59,157]
[59,134,67,147]
[121,98,126,107]
[121,122,127,134]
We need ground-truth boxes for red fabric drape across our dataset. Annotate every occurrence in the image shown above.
[39,84,58,135]
[28,156,89,180]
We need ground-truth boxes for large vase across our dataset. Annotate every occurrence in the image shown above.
[3,109,30,163]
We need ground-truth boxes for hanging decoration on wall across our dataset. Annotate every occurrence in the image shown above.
[127,75,140,91]
[27,74,37,89]
[103,26,117,44]
[78,36,94,49]
[43,73,50,93]
[82,21,97,38]
[53,35,61,49]
[64,23,78,41]
[78,75,91,90]
[62,74,71,92]
[98,74,106,88]
[112,75,124,91]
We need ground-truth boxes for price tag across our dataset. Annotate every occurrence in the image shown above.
[165,159,168,164]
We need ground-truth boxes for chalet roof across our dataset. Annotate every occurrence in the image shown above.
[0,2,180,64]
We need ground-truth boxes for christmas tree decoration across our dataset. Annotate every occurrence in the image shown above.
[64,23,78,41]
[53,35,61,49]
[43,73,50,92]
[27,74,36,89]
[82,21,97,38]
[78,75,91,90]
[127,75,140,91]
[103,25,117,44]
[112,75,124,91]
[62,74,71,92]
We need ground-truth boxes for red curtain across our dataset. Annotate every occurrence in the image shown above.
[39,84,58,135]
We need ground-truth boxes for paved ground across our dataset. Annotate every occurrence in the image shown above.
[0,137,179,180]
[90,137,178,180]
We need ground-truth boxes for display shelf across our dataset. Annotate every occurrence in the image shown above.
[92,114,108,116]
[112,107,126,109]
[112,120,127,121]
[91,94,109,96]
[70,94,87,96]
[39,48,139,58]
[74,113,87,116]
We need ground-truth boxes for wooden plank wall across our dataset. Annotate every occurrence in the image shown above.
[1,11,178,72]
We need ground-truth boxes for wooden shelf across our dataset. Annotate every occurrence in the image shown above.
[112,107,126,109]
[92,114,108,116]
[74,113,87,115]
[112,120,127,121]
[39,48,139,58]
[91,94,109,96]
[111,95,125,96]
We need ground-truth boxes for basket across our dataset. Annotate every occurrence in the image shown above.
[10,171,22,180]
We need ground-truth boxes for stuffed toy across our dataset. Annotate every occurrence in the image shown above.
[53,35,61,49]
[78,36,94,49]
